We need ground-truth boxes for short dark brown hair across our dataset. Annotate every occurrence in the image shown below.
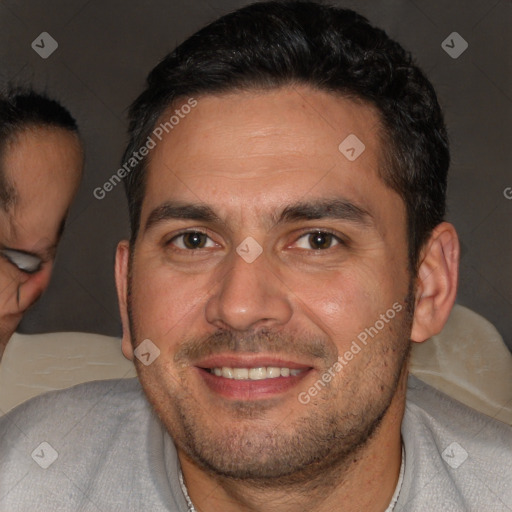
[123,1,449,273]
[0,86,79,210]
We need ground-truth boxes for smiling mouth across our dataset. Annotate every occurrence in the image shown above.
[206,366,306,380]
[193,353,315,399]
[196,362,313,400]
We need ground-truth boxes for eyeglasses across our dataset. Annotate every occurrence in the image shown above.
[0,248,43,274]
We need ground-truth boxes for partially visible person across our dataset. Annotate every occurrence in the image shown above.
[0,88,84,360]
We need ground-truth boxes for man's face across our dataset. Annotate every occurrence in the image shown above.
[121,87,415,482]
[0,127,83,357]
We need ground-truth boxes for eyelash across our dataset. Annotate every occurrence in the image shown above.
[165,229,347,252]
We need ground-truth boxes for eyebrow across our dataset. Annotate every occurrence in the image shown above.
[0,245,54,262]
[5,213,66,259]
[0,227,61,262]
[275,198,373,227]
[144,198,373,234]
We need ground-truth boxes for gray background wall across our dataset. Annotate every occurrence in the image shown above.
[1,0,510,350]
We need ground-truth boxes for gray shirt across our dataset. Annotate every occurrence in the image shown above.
[0,375,510,511]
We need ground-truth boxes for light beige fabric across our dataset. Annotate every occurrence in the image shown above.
[0,305,510,424]
[0,332,136,415]
[410,305,512,425]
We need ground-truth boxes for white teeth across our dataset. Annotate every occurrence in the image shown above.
[232,368,249,380]
[209,366,305,380]
[267,366,281,378]
[248,367,267,380]
[222,367,234,379]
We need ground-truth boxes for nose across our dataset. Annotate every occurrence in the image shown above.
[18,264,53,312]
[205,247,293,332]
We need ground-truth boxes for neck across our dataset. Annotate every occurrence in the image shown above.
[179,370,408,512]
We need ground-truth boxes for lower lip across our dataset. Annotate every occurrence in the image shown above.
[196,367,312,400]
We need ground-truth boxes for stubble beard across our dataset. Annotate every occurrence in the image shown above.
[126,259,415,489]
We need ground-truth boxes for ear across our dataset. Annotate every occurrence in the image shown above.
[410,222,459,343]
[115,240,134,360]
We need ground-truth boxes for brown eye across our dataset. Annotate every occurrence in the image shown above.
[308,232,334,250]
[169,231,216,250]
[183,232,207,249]
[294,231,341,250]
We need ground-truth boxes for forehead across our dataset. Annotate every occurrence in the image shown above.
[142,86,399,229]
[3,126,81,197]
[0,126,82,248]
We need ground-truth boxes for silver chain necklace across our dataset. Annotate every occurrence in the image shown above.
[178,469,196,512]
[179,444,405,512]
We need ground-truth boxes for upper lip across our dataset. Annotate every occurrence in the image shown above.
[194,353,314,370]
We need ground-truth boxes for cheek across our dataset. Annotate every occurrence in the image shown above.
[130,263,208,344]
[40,265,53,288]
[283,266,385,331]
[281,260,407,358]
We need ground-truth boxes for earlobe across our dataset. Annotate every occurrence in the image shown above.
[410,222,459,343]
[115,240,134,361]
